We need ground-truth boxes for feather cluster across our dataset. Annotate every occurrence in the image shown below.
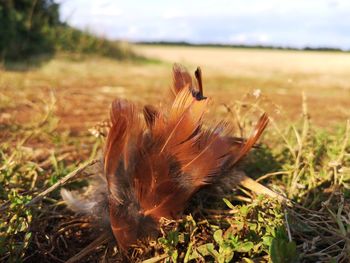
[62,64,269,251]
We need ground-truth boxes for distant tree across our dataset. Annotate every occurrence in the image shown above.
[0,0,61,60]
[0,0,137,63]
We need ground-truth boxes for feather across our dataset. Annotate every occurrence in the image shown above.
[143,105,159,128]
[63,63,270,251]
[104,100,132,177]
[104,99,146,249]
[172,64,207,101]
[60,172,111,227]
[180,124,232,188]
[194,67,206,100]
[159,88,207,153]
[172,63,193,95]
[230,113,269,166]
[60,189,97,213]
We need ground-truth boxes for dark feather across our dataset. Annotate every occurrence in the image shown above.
[143,105,159,128]
[65,64,269,251]
[194,67,207,100]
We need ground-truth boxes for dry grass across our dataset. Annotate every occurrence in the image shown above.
[0,47,350,262]
[2,47,350,128]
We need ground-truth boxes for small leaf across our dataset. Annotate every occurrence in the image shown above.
[171,249,178,262]
[262,236,274,247]
[158,237,168,245]
[239,205,249,216]
[213,229,224,245]
[206,243,220,260]
[184,242,197,262]
[236,241,254,253]
[197,243,214,257]
[223,198,235,209]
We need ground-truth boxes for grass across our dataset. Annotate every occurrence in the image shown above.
[0,46,350,262]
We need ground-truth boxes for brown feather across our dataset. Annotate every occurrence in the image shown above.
[172,63,193,95]
[230,113,269,166]
[104,100,131,183]
[181,125,232,188]
[143,105,159,128]
[158,88,207,153]
[104,99,144,249]
[100,64,269,251]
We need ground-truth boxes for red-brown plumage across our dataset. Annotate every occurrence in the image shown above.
[103,64,269,250]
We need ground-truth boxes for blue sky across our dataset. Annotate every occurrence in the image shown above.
[57,0,350,49]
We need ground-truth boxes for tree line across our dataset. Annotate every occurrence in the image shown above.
[0,0,136,62]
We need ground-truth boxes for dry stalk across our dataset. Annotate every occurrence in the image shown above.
[234,171,288,203]
[65,232,112,263]
[26,159,98,207]
[141,254,169,263]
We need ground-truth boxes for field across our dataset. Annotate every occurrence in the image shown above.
[1,46,350,262]
[138,45,350,126]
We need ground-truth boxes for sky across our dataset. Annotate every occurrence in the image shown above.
[57,0,350,49]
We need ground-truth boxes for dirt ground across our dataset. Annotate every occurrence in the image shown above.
[1,47,350,262]
[1,47,350,135]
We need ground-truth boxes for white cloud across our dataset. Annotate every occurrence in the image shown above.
[229,33,271,45]
[257,34,270,44]
[58,0,350,49]
[90,8,123,17]
[162,9,185,19]
[229,34,247,44]
[125,26,139,38]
